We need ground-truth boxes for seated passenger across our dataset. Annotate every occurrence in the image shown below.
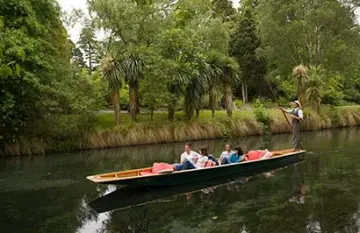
[174,143,200,171]
[195,150,209,168]
[200,147,219,166]
[219,144,235,165]
[221,146,244,165]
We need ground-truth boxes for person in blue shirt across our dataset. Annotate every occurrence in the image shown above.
[221,146,244,165]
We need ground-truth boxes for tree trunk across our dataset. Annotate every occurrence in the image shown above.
[112,91,121,125]
[186,107,194,121]
[168,105,175,121]
[224,82,233,117]
[88,42,92,75]
[129,82,138,122]
[241,80,249,103]
[245,82,248,103]
[209,85,217,118]
[241,81,246,103]
[151,109,154,121]
[196,108,200,119]
[299,93,306,108]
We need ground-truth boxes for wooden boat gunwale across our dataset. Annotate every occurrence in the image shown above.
[87,149,305,184]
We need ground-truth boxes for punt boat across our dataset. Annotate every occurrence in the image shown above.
[86,149,306,187]
[88,159,304,213]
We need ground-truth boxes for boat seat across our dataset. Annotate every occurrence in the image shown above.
[140,162,174,176]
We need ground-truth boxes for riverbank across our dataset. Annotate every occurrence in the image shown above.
[2,106,360,156]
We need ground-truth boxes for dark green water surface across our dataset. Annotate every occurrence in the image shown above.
[1,128,360,233]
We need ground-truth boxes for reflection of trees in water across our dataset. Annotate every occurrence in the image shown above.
[100,169,296,233]
[102,207,153,233]
[344,204,360,233]
[0,184,102,233]
[0,155,113,233]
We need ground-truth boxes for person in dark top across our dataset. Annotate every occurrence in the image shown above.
[200,147,219,166]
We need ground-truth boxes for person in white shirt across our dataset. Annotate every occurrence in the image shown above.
[195,153,209,168]
[219,144,235,165]
[281,100,304,150]
[175,143,201,170]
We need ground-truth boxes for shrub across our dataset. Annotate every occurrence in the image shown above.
[234,99,243,109]
[253,99,271,134]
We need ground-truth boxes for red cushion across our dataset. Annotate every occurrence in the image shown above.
[205,161,216,167]
[152,163,174,173]
[248,150,266,161]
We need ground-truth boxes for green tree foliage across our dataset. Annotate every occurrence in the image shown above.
[0,0,100,144]
[211,0,236,21]
[78,25,100,74]
[155,27,199,120]
[230,1,266,103]
[72,46,87,69]
[4,0,360,150]
[257,0,360,105]
[257,0,360,77]
[88,0,170,121]
[140,61,167,120]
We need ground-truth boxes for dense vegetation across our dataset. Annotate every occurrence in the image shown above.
[2,0,360,155]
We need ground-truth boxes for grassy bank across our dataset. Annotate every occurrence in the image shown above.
[2,106,360,156]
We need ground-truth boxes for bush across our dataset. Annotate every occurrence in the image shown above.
[120,86,130,106]
[234,99,243,109]
[321,73,344,105]
[253,99,271,134]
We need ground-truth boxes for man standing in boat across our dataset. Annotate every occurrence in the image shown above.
[281,100,303,150]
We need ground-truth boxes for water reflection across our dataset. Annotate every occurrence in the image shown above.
[77,186,116,233]
[1,128,360,233]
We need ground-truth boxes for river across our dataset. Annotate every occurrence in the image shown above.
[1,128,360,233]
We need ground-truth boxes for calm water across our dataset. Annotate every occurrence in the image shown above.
[1,128,360,233]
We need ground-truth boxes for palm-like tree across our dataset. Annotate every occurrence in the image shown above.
[165,58,191,121]
[306,65,324,113]
[292,64,309,106]
[122,46,146,122]
[218,56,240,117]
[205,50,225,118]
[100,54,123,125]
[184,60,211,120]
